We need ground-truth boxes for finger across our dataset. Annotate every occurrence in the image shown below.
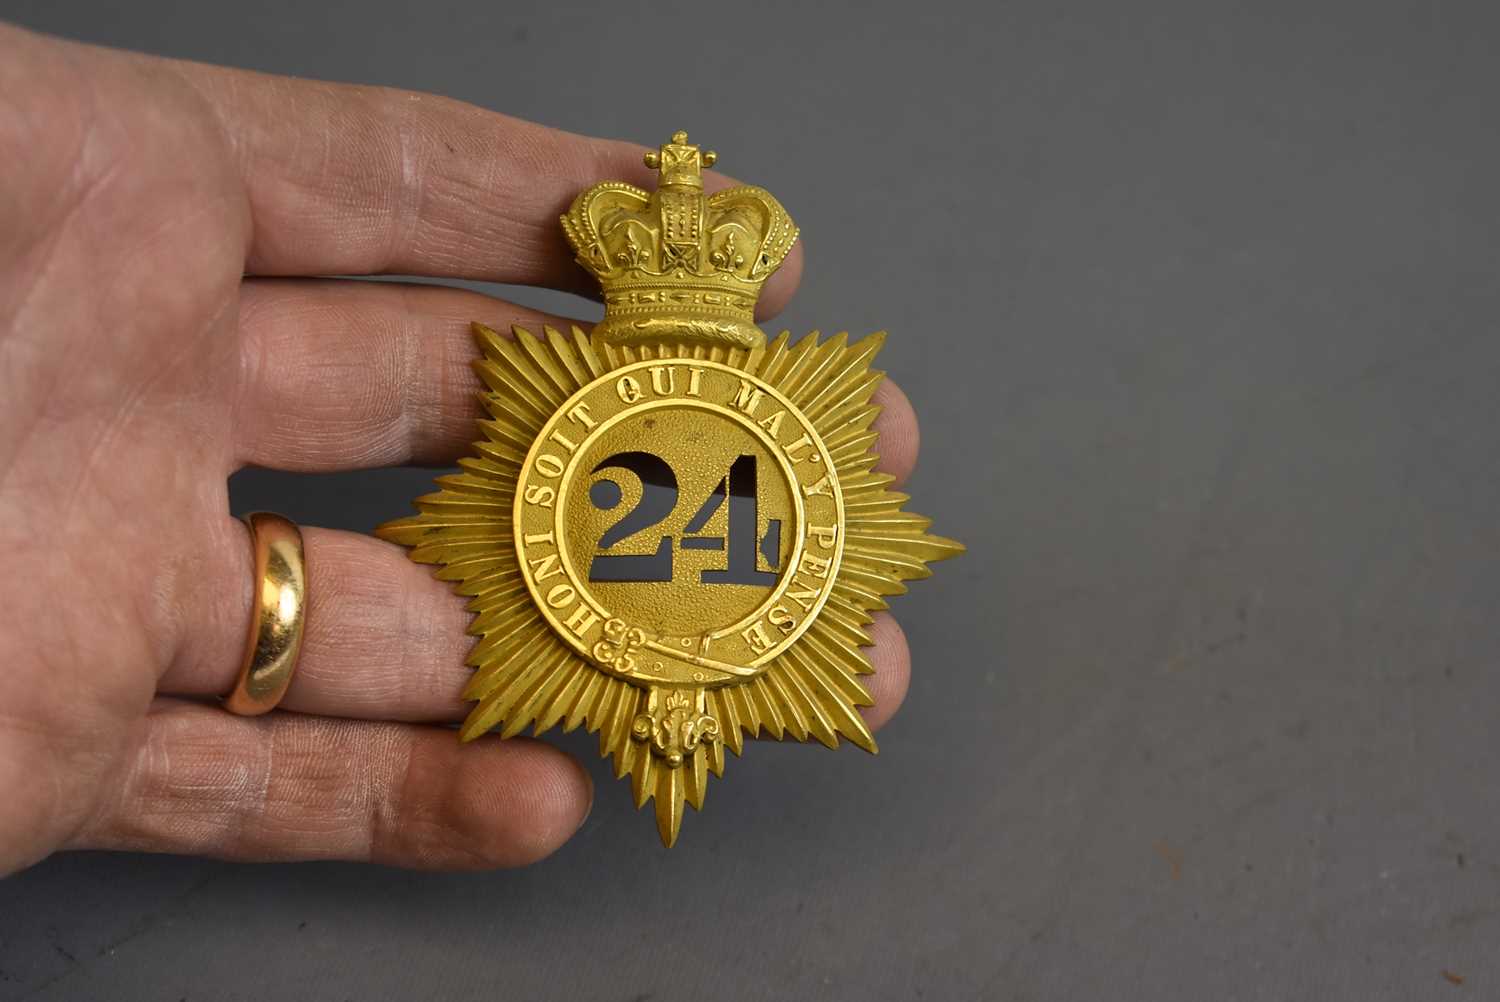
[232,278,574,470]
[859,613,912,732]
[870,378,919,488]
[164,527,913,731]
[232,279,920,483]
[67,699,591,868]
[171,61,802,317]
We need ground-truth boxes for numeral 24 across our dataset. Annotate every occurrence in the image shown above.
[587,452,781,585]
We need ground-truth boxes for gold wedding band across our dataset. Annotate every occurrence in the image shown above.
[224,512,307,716]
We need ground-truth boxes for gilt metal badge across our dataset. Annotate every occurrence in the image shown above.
[379,133,961,845]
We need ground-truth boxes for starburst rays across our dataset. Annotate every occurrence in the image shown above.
[377,323,961,845]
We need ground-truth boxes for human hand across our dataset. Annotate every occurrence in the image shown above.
[0,22,921,874]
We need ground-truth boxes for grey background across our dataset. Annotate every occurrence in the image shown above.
[3,1,1499,999]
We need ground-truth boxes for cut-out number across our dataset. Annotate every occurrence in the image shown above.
[587,452,676,583]
[587,452,781,585]
[698,455,778,586]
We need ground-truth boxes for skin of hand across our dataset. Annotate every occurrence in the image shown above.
[0,22,922,875]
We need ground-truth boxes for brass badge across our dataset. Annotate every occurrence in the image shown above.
[379,133,961,845]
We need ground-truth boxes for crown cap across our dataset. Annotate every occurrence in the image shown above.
[561,132,798,348]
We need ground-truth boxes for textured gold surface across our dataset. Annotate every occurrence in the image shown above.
[379,134,960,845]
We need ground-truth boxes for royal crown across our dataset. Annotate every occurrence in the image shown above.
[561,131,798,348]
